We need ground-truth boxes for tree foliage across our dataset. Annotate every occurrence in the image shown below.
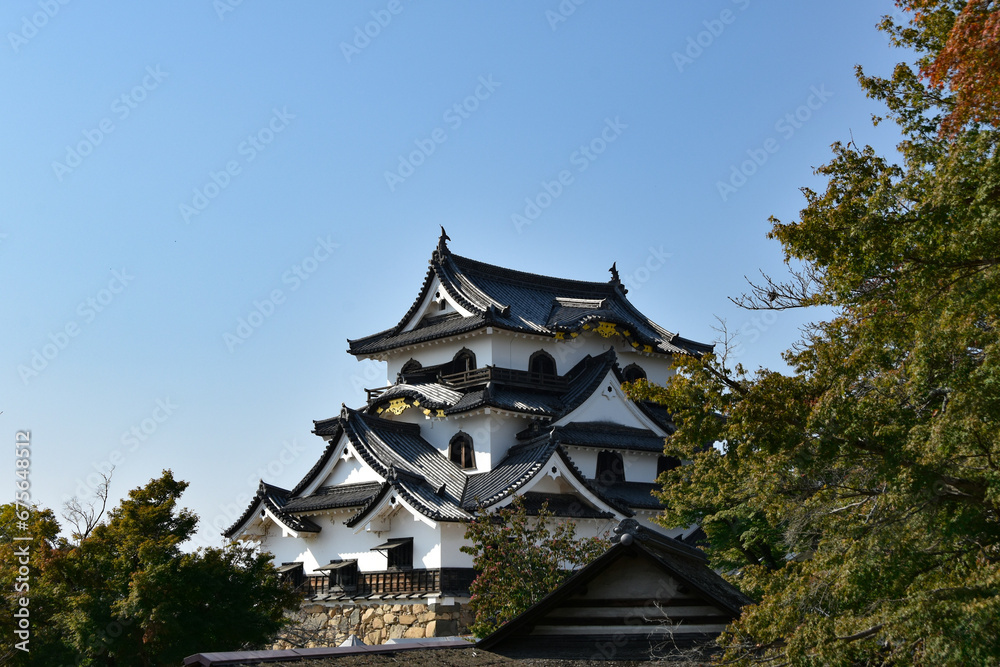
[1,471,301,666]
[461,495,609,637]
[900,0,1000,135]
[627,2,1000,664]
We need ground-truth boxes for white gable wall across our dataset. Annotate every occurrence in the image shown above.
[385,332,492,380]
[555,369,662,432]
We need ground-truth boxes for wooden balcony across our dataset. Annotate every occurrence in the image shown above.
[365,365,567,402]
[298,567,476,599]
[440,366,567,392]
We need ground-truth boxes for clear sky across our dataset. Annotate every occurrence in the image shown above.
[2,1,910,548]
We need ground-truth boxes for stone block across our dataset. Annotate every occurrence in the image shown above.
[372,617,384,629]
[404,625,426,639]
[303,604,325,615]
[425,619,458,637]
[388,624,407,639]
[392,604,403,612]
[383,613,396,624]
[398,614,416,625]
[410,604,428,614]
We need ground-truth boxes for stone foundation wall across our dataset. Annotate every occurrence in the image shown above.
[274,600,474,649]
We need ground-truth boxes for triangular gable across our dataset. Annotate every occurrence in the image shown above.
[296,431,384,499]
[554,367,668,436]
[478,522,750,660]
[399,274,475,333]
[480,444,630,520]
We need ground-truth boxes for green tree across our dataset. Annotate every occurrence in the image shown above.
[461,495,609,637]
[627,2,1000,664]
[0,504,76,665]
[2,471,301,666]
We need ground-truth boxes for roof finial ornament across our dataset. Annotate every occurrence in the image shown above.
[437,226,451,255]
[609,262,628,295]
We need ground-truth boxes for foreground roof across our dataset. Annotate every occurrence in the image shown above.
[478,519,754,660]
[348,230,712,358]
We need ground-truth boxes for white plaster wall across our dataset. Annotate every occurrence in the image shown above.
[439,521,475,568]
[556,371,657,431]
[266,508,445,573]
[624,453,660,484]
[321,452,382,487]
[490,332,613,373]
[562,447,599,478]
[384,333,492,380]
[610,340,676,386]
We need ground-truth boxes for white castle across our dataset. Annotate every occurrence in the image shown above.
[225,230,710,607]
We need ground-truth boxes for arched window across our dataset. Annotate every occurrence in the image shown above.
[529,350,557,376]
[449,432,476,469]
[596,450,625,484]
[657,455,681,476]
[401,359,422,375]
[452,348,476,373]
[622,363,647,383]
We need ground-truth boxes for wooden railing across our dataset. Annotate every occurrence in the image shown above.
[440,366,567,392]
[299,568,476,598]
[365,365,567,402]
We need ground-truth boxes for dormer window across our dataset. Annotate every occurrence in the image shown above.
[453,348,476,373]
[622,363,647,383]
[596,450,625,484]
[401,359,422,375]
[529,350,557,376]
[449,432,475,469]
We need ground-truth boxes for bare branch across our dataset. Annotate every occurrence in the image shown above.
[62,468,113,543]
[730,265,824,311]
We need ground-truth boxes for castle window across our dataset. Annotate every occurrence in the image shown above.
[657,455,681,476]
[622,363,647,383]
[452,348,476,373]
[373,537,413,570]
[401,359,422,375]
[596,450,626,484]
[316,559,357,592]
[529,350,557,376]
[449,432,476,469]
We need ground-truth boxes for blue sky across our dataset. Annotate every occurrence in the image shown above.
[2,1,909,547]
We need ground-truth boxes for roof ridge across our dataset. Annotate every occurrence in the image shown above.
[451,253,618,294]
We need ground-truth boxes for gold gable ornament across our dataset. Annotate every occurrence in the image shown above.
[594,321,619,338]
[385,398,409,415]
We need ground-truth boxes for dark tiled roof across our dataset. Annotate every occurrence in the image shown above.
[367,350,620,421]
[478,519,752,655]
[291,418,345,497]
[591,481,662,510]
[371,383,465,410]
[445,384,562,416]
[460,435,631,518]
[520,492,615,519]
[552,421,668,453]
[340,409,472,523]
[282,481,383,513]
[461,438,559,508]
[347,238,712,357]
[222,482,320,538]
